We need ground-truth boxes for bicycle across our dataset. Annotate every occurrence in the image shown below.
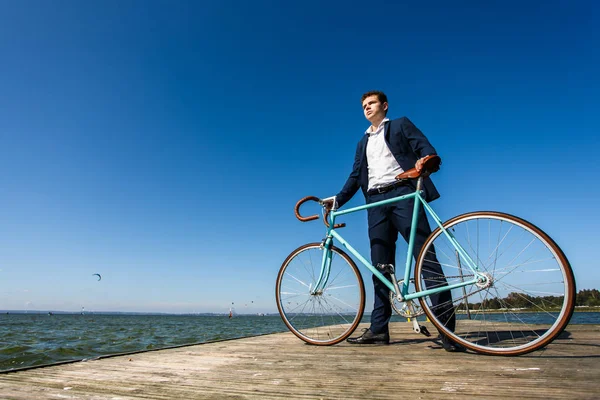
[275,155,575,356]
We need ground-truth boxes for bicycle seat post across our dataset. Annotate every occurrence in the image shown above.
[378,263,404,301]
[416,176,423,193]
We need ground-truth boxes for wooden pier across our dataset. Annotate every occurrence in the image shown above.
[1,322,599,399]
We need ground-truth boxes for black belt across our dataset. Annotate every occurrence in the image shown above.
[367,180,409,196]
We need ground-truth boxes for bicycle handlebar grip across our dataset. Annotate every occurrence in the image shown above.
[294,196,320,222]
[323,208,346,229]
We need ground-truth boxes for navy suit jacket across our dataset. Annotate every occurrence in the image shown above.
[335,117,440,208]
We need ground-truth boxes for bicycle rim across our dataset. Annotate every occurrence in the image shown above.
[276,243,365,345]
[415,211,575,356]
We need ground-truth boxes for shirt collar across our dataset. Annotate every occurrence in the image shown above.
[365,117,389,135]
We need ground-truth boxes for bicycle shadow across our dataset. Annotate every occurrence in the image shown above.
[448,329,600,358]
[520,330,600,359]
[389,337,434,346]
[386,329,567,347]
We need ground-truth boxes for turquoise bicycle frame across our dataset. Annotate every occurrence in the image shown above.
[313,180,486,301]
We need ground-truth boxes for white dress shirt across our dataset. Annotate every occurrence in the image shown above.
[365,118,404,190]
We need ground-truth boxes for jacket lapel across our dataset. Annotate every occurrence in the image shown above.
[359,134,368,162]
[384,120,405,169]
[384,120,391,144]
[359,135,368,183]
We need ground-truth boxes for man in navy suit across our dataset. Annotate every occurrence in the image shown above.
[325,91,464,352]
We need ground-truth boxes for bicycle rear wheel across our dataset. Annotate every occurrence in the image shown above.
[276,243,365,345]
[414,211,576,356]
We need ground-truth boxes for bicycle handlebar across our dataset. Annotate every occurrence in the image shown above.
[294,196,320,222]
[294,196,346,229]
[294,155,441,229]
[323,207,346,229]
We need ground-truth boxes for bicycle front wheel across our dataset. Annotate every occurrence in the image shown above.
[276,243,365,345]
[414,211,576,356]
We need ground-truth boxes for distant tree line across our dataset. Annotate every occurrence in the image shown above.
[455,289,600,310]
[575,289,600,307]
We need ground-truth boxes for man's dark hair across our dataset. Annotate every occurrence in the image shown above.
[361,90,388,105]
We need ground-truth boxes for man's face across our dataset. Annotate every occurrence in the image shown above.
[362,95,388,124]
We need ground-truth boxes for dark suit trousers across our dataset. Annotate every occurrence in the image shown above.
[366,184,455,335]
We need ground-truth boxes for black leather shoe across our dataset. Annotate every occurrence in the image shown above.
[346,328,390,345]
[440,335,466,352]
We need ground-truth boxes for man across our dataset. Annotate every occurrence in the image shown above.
[324,90,464,352]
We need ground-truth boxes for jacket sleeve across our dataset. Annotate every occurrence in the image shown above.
[400,117,437,158]
[335,141,362,208]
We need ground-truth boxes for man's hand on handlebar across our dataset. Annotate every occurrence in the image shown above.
[294,195,345,229]
[320,196,337,211]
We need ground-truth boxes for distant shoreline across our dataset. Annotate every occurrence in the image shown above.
[2,307,599,316]
[0,310,279,316]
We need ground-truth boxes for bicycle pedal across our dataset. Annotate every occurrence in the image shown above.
[419,325,431,337]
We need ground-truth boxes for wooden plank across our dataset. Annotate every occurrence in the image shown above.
[1,322,599,399]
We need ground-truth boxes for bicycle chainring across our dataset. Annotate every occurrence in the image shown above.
[389,289,425,318]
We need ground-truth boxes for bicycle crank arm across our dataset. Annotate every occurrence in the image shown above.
[411,319,431,337]
[403,300,431,337]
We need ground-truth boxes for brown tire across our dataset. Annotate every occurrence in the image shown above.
[276,243,365,345]
[414,211,575,356]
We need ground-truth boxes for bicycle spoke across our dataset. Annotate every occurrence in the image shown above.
[416,212,575,355]
[276,243,365,345]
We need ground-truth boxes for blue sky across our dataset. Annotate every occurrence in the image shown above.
[0,1,597,313]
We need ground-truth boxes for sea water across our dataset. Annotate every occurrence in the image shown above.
[1,312,598,372]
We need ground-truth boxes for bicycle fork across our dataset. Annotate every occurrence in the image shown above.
[311,237,334,295]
